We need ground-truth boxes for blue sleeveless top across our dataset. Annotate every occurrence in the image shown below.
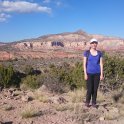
[83,50,103,74]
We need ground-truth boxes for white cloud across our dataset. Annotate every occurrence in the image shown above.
[43,0,63,6]
[0,13,11,22]
[0,1,51,13]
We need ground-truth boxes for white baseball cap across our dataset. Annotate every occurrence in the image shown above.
[90,38,98,43]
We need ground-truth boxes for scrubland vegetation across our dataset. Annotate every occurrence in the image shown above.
[0,53,123,93]
[0,52,124,124]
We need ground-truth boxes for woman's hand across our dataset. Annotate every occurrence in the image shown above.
[100,75,104,80]
[84,74,88,80]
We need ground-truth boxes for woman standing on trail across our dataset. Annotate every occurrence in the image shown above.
[83,38,103,108]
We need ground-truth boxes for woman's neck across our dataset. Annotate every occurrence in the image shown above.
[90,48,97,51]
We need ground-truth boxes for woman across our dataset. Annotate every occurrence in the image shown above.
[83,38,103,108]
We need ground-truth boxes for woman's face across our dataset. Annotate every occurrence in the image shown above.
[90,42,98,49]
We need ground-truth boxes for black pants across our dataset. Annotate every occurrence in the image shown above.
[86,73,100,104]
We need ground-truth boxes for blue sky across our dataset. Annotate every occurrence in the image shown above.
[0,0,124,42]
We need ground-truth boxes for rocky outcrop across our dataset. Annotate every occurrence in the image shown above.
[0,42,6,46]
[0,51,14,60]
[0,30,124,60]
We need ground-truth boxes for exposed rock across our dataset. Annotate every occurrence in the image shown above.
[57,96,67,104]
[99,116,105,121]
[0,87,124,124]
[14,96,21,100]
[38,85,48,92]
[8,88,16,95]
[0,31,124,61]
[0,51,14,60]
[21,95,33,102]
[26,91,34,98]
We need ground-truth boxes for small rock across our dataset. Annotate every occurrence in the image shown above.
[21,95,33,102]
[112,107,119,113]
[47,99,53,104]
[99,117,105,121]
[14,96,21,100]
[12,92,19,97]
[50,96,60,104]
[8,88,16,94]
[1,102,7,105]
[57,96,67,104]
[21,96,29,102]
[38,85,48,92]
[26,91,34,98]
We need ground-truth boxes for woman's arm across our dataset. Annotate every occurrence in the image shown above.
[100,57,103,80]
[83,57,88,80]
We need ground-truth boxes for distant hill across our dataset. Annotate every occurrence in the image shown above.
[0,30,124,60]
[0,42,6,46]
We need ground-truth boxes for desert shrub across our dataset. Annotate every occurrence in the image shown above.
[68,88,86,103]
[71,62,86,89]
[41,63,71,93]
[21,107,40,118]
[101,53,124,91]
[49,63,55,68]
[23,65,41,76]
[0,52,123,92]
[57,62,85,89]
[42,62,85,93]
[23,65,34,75]
[42,73,68,93]
[0,64,42,89]
[12,71,25,87]
[21,75,41,90]
[46,53,124,92]
[0,64,15,87]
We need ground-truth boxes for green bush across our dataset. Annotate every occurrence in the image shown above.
[43,64,71,93]
[21,75,40,90]
[23,65,34,75]
[42,62,86,93]
[71,62,86,89]
[0,52,123,92]
[45,53,124,92]
[102,53,124,90]
[0,64,14,87]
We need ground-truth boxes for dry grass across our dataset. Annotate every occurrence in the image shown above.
[67,88,86,103]
[117,103,124,117]
[55,104,69,112]
[36,94,48,103]
[118,94,124,104]
[2,104,13,111]
[54,103,74,112]
[112,88,124,103]
[73,103,82,114]
[34,91,49,103]
[104,107,120,120]
[21,106,40,118]
[20,83,29,91]
[97,90,106,103]
[104,113,118,120]
[119,108,124,116]
[71,103,99,124]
